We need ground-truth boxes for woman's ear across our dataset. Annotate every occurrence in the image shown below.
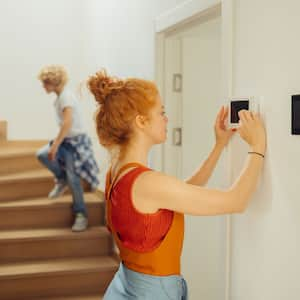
[135,115,147,129]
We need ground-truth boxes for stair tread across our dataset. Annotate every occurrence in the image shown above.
[0,140,48,148]
[0,169,52,183]
[0,226,109,242]
[38,295,103,300]
[0,256,118,279]
[0,146,38,158]
[0,192,103,209]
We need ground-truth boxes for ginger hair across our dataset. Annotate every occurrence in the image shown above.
[87,69,158,151]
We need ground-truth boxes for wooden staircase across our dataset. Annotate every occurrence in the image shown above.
[0,121,117,300]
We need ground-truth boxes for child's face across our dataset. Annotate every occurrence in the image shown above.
[42,81,56,93]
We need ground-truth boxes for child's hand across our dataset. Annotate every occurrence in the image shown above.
[48,144,58,161]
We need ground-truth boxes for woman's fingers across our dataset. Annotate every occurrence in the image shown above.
[253,112,261,122]
[238,110,248,125]
[215,106,223,125]
[222,106,229,123]
[218,106,229,129]
[215,106,227,130]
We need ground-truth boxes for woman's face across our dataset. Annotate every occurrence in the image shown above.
[146,96,168,145]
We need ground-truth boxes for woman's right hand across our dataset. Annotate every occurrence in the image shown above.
[238,110,266,154]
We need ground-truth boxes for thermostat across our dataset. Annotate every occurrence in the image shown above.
[229,97,259,127]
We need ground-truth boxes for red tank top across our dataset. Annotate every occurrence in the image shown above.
[109,166,174,252]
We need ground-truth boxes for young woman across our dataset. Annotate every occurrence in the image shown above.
[37,65,99,232]
[87,70,266,299]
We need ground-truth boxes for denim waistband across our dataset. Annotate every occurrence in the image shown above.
[103,263,188,299]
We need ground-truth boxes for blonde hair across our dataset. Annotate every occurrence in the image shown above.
[87,69,158,150]
[38,65,68,87]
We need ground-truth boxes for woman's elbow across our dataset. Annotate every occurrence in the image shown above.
[226,191,248,214]
[232,205,247,214]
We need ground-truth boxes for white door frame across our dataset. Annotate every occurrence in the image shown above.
[154,1,235,299]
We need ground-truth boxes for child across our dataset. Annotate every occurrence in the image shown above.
[37,65,99,232]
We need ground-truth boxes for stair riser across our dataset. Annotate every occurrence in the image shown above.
[0,236,113,263]
[0,178,54,201]
[0,155,43,175]
[0,203,104,230]
[0,269,116,300]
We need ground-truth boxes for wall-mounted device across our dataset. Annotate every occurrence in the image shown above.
[292,95,300,135]
[229,97,259,127]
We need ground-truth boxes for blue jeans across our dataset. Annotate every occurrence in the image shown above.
[36,143,87,216]
[104,263,188,300]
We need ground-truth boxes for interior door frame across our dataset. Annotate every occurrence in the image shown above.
[155,1,235,299]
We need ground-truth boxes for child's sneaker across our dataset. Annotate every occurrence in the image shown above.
[72,213,88,232]
[48,182,68,199]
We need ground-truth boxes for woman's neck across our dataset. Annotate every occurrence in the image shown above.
[116,139,151,169]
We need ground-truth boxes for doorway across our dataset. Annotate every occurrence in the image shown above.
[156,3,228,300]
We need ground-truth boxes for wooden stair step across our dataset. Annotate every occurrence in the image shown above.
[0,226,112,263]
[0,193,105,230]
[0,169,54,201]
[0,170,92,202]
[0,168,52,183]
[37,295,103,300]
[0,256,117,280]
[0,140,48,147]
[0,256,118,299]
[0,192,103,208]
[0,146,43,175]
[0,145,38,156]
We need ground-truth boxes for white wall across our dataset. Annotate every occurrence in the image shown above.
[82,0,186,78]
[0,0,186,188]
[230,0,300,299]
[0,0,86,140]
[81,0,187,186]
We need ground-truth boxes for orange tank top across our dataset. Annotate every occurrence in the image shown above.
[105,163,185,276]
[109,166,174,252]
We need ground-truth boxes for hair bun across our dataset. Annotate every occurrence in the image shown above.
[87,69,125,105]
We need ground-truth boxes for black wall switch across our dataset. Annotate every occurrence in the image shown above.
[292,95,300,135]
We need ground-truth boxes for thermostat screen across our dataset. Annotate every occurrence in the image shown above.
[230,100,249,123]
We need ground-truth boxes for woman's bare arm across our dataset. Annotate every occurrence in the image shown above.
[133,110,266,216]
[134,152,264,216]
[186,106,235,186]
[185,143,224,186]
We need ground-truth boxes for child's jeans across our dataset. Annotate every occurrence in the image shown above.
[36,143,87,216]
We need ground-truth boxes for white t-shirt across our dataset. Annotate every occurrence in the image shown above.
[54,87,85,137]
